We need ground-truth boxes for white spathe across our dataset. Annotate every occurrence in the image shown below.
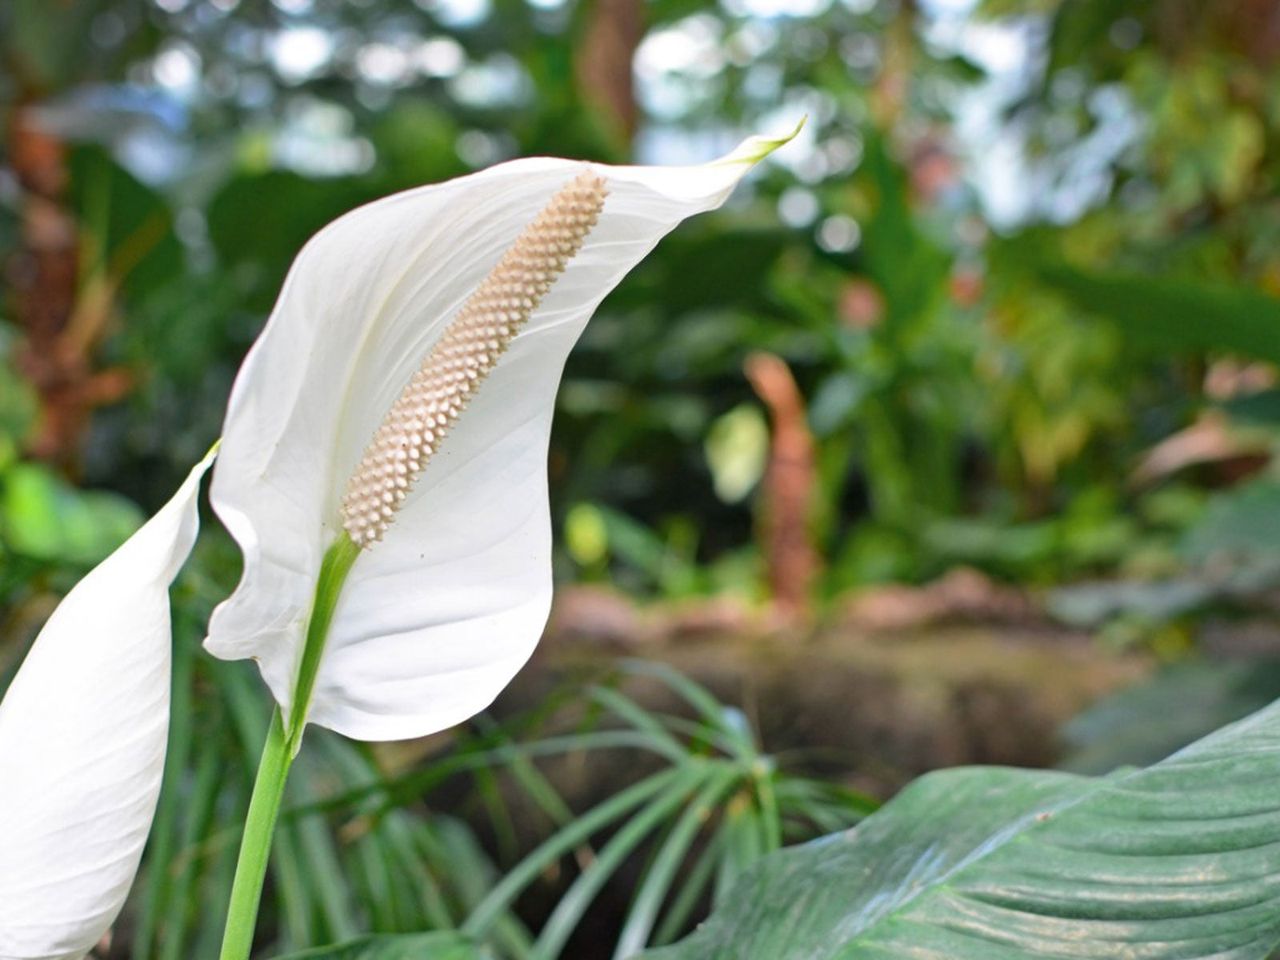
[205,131,796,743]
[0,451,213,960]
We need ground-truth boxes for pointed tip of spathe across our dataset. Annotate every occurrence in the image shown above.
[718,116,807,169]
[772,113,808,149]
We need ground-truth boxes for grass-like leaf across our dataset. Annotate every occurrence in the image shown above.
[274,931,489,959]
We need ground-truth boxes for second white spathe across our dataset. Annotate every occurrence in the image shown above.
[0,451,213,960]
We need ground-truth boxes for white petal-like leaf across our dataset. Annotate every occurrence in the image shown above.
[0,452,213,960]
[206,132,794,741]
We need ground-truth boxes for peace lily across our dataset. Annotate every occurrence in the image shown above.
[205,128,798,957]
[205,129,798,742]
[0,452,213,960]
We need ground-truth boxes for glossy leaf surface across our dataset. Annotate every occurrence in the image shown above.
[643,696,1280,959]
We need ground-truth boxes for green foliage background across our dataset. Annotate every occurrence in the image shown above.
[3,0,1278,599]
[4,0,1280,957]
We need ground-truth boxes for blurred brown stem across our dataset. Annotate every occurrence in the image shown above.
[745,351,821,623]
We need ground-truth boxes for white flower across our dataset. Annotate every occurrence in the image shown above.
[0,451,214,960]
[205,130,797,743]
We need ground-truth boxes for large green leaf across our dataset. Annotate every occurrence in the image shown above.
[274,931,489,960]
[641,696,1280,959]
[1040,265,1280,364]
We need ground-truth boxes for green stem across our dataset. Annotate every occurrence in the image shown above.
[218,709,292,960]
[217,533,362,960]
[286,534,361,756]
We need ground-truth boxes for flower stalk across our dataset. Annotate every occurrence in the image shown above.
[218,533,359,960]
[217,171,607,960]
[209,129,796,956]
[218,708,290,960]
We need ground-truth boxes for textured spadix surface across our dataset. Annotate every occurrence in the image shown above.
[0,452,212,960]
[341,170,608,548]
[206,133,793,741]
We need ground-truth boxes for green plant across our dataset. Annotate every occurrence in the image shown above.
[639,692,1280,958]
[449,661,875,959]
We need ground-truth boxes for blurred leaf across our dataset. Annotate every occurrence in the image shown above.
[565,502,609,567]
[1219,389,1280,426]
[206,171,373,311]
[68,145,181,301]
[5,0,122,90]
[924,516,1058,574]
[591,506,702,597]
[0,462,143,565]
[616,226,790,316]
[1044,0,1120,77]
[644,696,1280,958]
[1040,266,1280,364]
[1062,660,1280,774]
[368,101,466,189]
[1048,577,1216,628]
[1182,480,1280,565]
[857,133,949,330]
[977,0,1060,18]
[1207,111,1265,205]
[704,403,768,504]
[938,53,987,83]
[274,932,490,960]
[807,371,869,437]
[0,351,38,448]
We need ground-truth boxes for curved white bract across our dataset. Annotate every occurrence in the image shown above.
[205,131,795,742]
[0,452,213,960]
